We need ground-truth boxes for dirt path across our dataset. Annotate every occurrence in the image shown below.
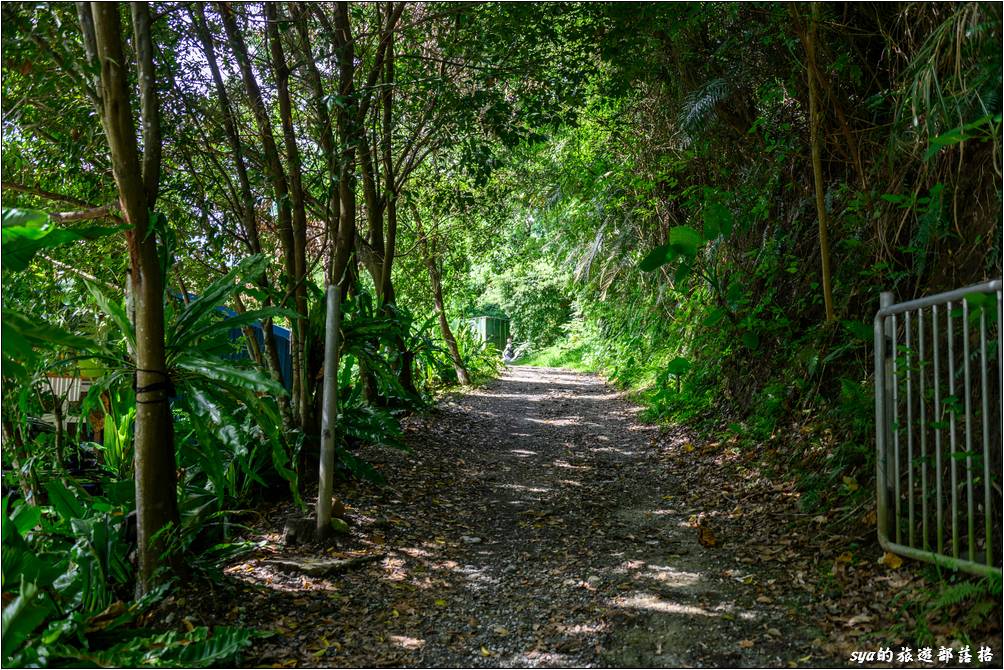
[186,366,833,667]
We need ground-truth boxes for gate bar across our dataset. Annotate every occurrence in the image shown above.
[874,279,1003,577]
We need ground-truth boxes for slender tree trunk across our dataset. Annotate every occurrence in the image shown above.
[232,294,264,365]
[292,3,342,452]
[374,30,417,397]
[412,204,471,385]
[85,1,177,594]
[266,3,310,431]
[356,139,390,405]
[380,29,397,303]
[316,285,340,539]
[218,2,301,424]
[805,3,836,322]
[191,4,292,420]
[301,1,401,533]
[3,420,37,502]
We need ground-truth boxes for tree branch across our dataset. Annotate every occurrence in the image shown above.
[1,180,101,209]
[131,2,162,203]
[49,204,118,223]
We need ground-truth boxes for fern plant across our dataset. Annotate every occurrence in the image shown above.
[679,77,729,142]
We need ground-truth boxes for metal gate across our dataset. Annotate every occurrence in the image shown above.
[874,279,1002,576]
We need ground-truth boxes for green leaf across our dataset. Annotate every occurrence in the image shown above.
[44,480,86,522]
[336,448,385,486]
[10,503,41,536]
[639,227,704,272]
[83,280,135,350]
[923,114,1001,161]
[880,193,909,206]
[1,507,66,590]
[842,320,873,343]
[2,309,95,379]
[167,626,255,665]
[964,291,994,309]
[668,225,703,259]
[741,331,760,350]
[2,309,93,351]
[175,353,286,397]
[702,307,726,327]
[638,242,673,272]
[1,208,48,228]
[2,579,54,661]
[703,202,733,239]
[1,208,125,272]
[172,255,269,341]
[673,261,692,284]
[172,306,300,352]
[665,357,691,376]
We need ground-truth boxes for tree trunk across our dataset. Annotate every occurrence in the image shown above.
[85,1,178,594]
[316,285,341,539]
[412,203,471,385]
[266,3,311,431]
[191,4,292,422]
[2,419,37,502]
[218,2,300,425]
[293,1,402,530]
[805,3,836,322]
[232,294,264,365]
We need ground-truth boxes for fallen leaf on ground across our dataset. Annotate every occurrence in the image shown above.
[878,552,903,569]
[845,613,873,627]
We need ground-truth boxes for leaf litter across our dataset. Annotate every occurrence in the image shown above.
[161,366,1000,667]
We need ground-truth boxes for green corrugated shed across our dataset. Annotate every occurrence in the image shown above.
[470,316,510,353]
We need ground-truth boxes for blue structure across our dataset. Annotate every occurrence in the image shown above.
[238,321,293,391]
[178,292,294,392]
[220,306,294,391]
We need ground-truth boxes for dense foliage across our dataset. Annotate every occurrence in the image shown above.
[495,2,1002,502]
[1,1,1000,665]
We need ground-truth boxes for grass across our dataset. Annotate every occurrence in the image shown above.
[516,334,594,371]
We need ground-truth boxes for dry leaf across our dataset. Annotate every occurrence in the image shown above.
[845,613,873,627]
[698,525,718,547]
[877,552,903,569]
[739,639,755,649]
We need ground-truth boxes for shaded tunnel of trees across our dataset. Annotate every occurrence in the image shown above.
[1,2,1001,666]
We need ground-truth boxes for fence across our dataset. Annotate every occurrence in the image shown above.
[874,279,1002,576]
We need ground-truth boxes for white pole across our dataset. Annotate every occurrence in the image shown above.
[316,284,341,537]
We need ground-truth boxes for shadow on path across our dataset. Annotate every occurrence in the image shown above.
[203,366,828,668]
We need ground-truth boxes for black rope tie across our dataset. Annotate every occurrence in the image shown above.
[133,368,175,404]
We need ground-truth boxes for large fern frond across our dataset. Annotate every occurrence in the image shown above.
[678,78,729,140]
